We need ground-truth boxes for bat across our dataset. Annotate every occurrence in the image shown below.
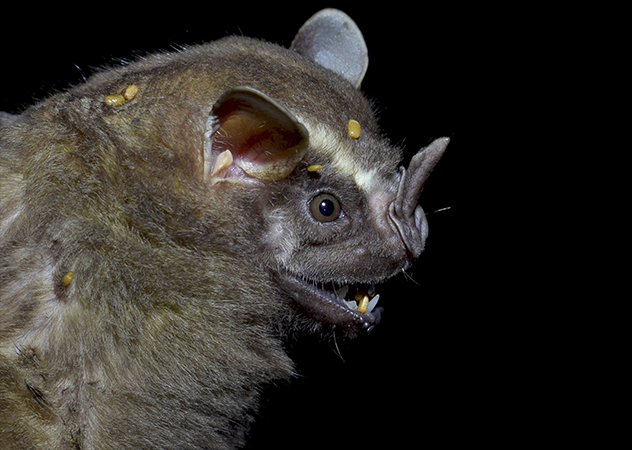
[0,8,447,449]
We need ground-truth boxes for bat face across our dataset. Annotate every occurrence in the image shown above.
[200,13,449,333]
[264,136,449,334]
[202,72,448,333]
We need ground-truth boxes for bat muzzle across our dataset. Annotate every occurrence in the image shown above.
[388,137,449,259]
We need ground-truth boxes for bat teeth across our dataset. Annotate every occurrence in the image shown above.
[335,285,349,299]
[335,284,379,315]
[366,295,380,315]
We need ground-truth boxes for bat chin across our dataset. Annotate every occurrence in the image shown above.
[276,270,383,333]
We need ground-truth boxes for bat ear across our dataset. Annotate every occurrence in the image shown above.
[205,86,309,181]
[291,8,368,88]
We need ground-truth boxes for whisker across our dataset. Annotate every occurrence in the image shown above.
[401,268,420,286]
[428,206,451,215]
[331,333,345,362]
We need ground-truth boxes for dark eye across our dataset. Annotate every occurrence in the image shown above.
[310,193,341,222]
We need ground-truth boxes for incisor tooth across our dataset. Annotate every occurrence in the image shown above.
[366,295,380,314]
[357,295,370,314]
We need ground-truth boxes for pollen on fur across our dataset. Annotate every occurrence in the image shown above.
[123,85,138,101]
[61,271,75,287]
[104,94,125,106]
[347,119,361,139]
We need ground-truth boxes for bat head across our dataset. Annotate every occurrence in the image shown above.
[204,10,448,335]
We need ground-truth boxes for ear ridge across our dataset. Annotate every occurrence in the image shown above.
[206,86,309,181]
[290,8,368,88]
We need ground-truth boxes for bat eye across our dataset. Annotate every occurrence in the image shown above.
[310,193,341,222]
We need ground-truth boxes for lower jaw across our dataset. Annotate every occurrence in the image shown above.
[276,272,382,333]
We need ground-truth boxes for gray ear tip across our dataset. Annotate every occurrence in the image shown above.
[291,8,368,88]
[431,137,451,151]
[422,137,450,156]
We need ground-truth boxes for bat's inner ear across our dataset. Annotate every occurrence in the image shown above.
[205,86,309,181]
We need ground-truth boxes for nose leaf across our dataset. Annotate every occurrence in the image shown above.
[389,138,449,258]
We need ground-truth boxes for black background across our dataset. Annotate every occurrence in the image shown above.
[1,3,555,449]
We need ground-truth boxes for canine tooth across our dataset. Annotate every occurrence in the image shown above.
[366,294,380,314]
[336,285,349,299]
[357,295,370,314]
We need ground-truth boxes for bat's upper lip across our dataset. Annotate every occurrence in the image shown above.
[276,270,383,332]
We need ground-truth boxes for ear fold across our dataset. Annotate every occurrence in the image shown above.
[206,86,309,181]
[290,8,368,88]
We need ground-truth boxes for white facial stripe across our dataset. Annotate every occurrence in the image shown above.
[296,117,377,192]
[353,168,379,192]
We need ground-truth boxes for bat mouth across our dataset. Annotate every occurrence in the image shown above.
[277,271,383,332]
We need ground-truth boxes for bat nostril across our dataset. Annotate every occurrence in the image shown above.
[415,205,429,245]
[387,202,423,260]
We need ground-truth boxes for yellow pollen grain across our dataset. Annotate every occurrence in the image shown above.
[307,164,324,172]
[61,271,75,287]
[347,119,361,139]
[357,295,370,314]
[104,94,125,106]
[123,84,138,101]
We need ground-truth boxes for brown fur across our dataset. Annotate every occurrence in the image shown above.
[0,10,445,449]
